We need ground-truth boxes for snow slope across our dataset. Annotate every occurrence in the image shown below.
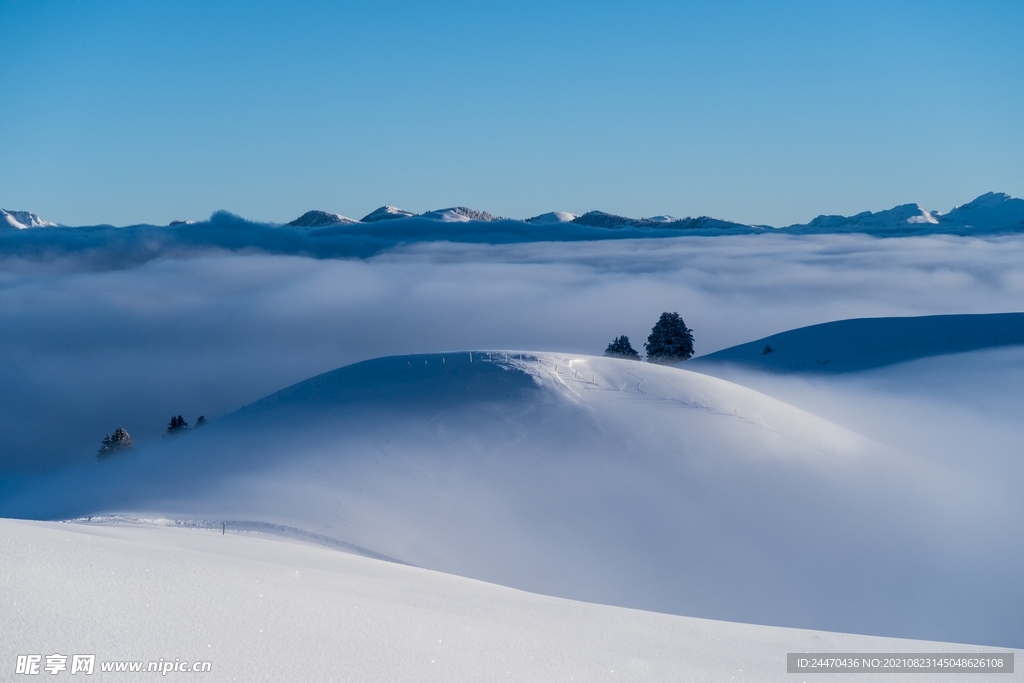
[690,312,1024,373]
[1,519,1013,683]
[687,344,1024,489]
[3,352,1019,647]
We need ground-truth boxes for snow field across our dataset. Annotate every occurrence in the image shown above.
[2,519,1014,683]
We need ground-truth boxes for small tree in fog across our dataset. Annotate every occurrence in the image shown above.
[164,415,189,436]
[645,312,694,364]
[194,415,207,428]
[97,427,134,459]
[604,335,640,359]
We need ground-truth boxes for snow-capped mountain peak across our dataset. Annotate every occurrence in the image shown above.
[1,209,57,229]
[943,191,1024,229]
[360,206,417,223]
[421,206,501,222]
[286,210,359,228]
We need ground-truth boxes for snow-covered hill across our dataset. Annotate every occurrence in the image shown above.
[360,206,502,223]
[1,208,57,229]
[690,313,1024,373]
[420,206,502,222]
[4,351,1019,646]
[360,205,417,222]
[286,210,359,227]
[525,210,577,224]
[2,519,1011,683]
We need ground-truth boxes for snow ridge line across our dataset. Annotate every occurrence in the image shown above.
[536,356,862,468]
[63,516,411,565]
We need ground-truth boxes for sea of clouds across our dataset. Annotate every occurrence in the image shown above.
[1,231,1023,471]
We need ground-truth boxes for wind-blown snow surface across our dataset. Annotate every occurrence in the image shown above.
[4,353,1021,647]
[2,520,1013,683]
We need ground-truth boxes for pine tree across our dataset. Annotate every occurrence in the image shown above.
[165,415,189,436]
[97,427,134,459]
[195,415,207,428]
[644,312,694,364]
[604,335,640,359]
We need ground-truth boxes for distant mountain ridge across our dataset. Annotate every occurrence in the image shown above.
[571,211,756,231]
[784,192,1024,234]
[266,191,1024,235]
[5,192,1024,236]
[789,203,939,232]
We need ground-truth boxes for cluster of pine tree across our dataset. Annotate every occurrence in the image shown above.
[97,427,133,459]
[605,311,695,364]
[97,414,207,459]
[164,414,207,436]
[165,415,189,435]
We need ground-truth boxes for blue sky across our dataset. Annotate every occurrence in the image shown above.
[1,0,1022,226]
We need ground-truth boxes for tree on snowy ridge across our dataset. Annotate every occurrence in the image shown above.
[604,335,640,359]
[645,312,694,364]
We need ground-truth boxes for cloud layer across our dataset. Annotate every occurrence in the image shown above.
[1,232,1023,471]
